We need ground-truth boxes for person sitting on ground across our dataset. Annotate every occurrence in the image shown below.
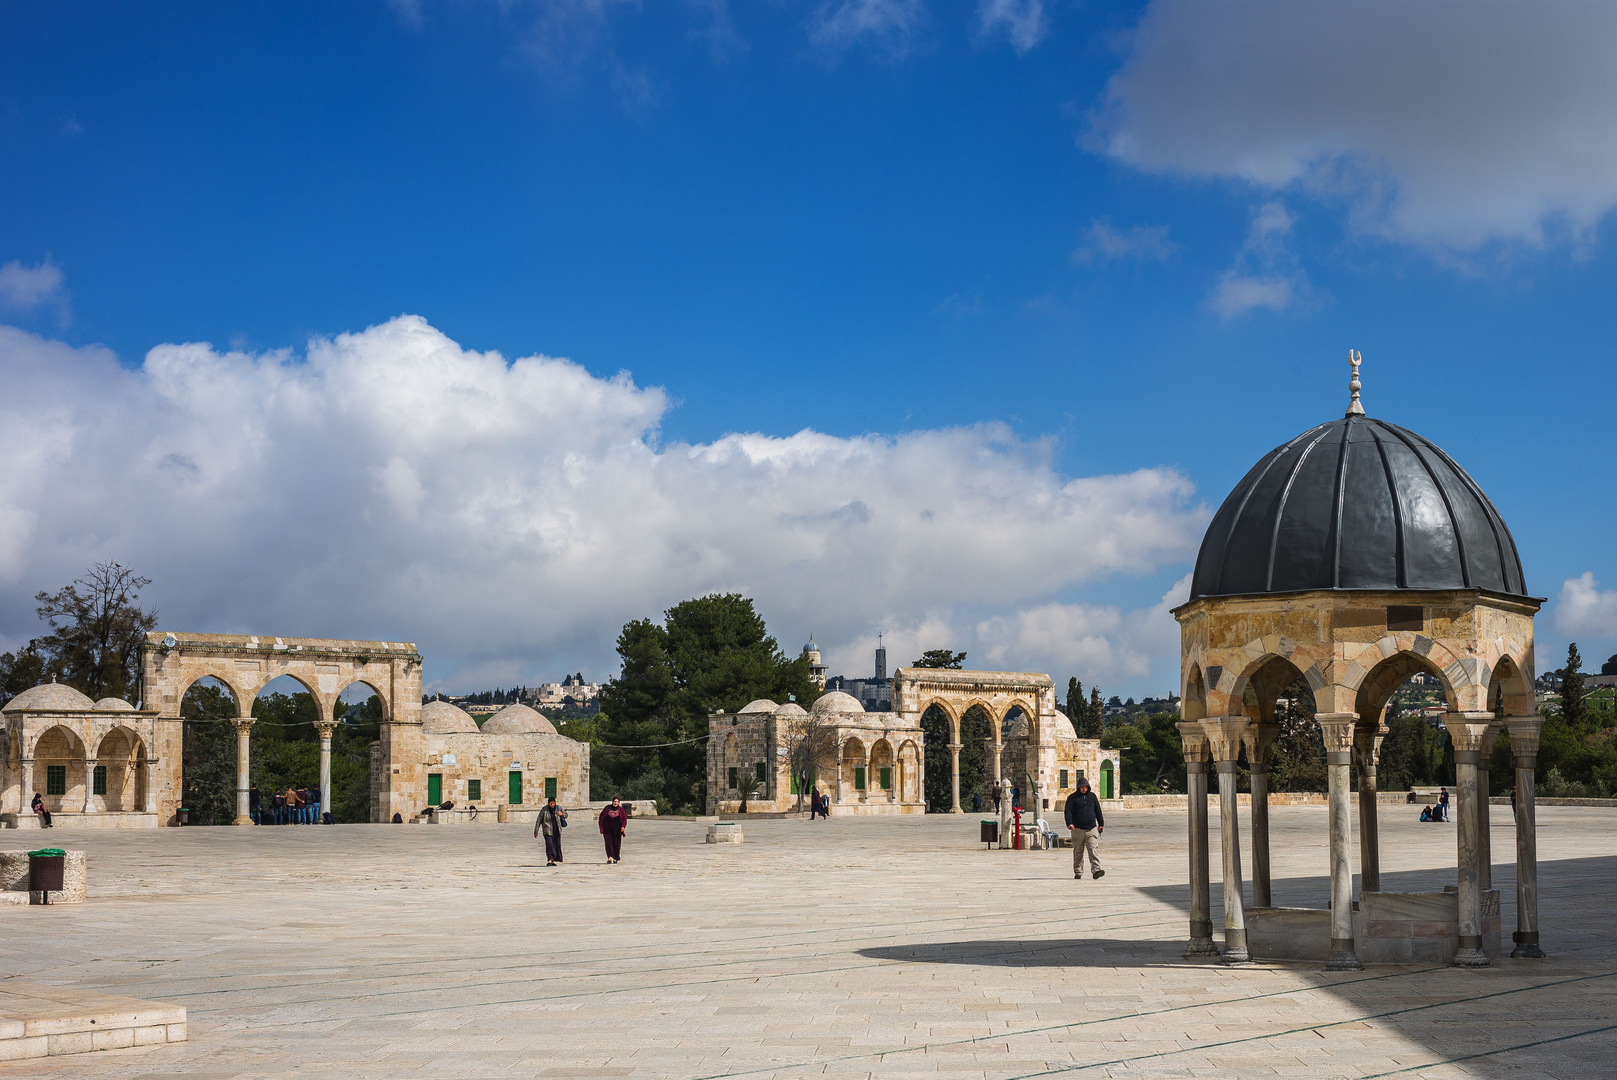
[31,791,52,828]
[1419,805,1432,822]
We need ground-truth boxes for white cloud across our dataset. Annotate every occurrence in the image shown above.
[1555,572,1617,639]
[0,317,1207,692]
[977,0,1046,54]
[1092,0,1617,253]
[1073,217,1177,264]
[809,0,927,58]
[1206,200,1309,319]
[0,259,65,312]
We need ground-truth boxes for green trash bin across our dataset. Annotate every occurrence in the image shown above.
[28,849,66,904]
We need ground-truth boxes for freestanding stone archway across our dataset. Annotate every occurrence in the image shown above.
[891,668,1116,815]
[141,632,423,825]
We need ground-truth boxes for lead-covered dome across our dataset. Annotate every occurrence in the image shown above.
[480,703,558,735]
[810,691,865,715]
[1191,415,1528,601]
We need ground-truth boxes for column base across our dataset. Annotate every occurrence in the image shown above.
[949,808,963,814]
[233,814,254,826]
[1325,943,1363,972]
[1220,928,1250,964]
[1452,948,1490,967]
[1511,931,1545,958]
[1184,938,1220,957]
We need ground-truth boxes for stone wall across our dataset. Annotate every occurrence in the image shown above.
[0,849,87,904]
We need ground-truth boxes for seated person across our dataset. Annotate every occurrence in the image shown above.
[1419,806,1432,822]
[31,792,52,828]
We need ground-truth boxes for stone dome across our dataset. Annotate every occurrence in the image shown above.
[774,702,808,718]
[94,697,135,711]
[1191,415,1529,601]
[2,682,96,713]
[421,700,480,735]
[810,691,865,715]
[480,703,558,735]
[739,698,779,714]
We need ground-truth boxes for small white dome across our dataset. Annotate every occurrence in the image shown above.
[95,697,136,711]
[3,682,96,713]
[810,691,864,715]
[480,703,558,735]
[421,700,480,735]
[738,699,778,714]
[774,702,808,718]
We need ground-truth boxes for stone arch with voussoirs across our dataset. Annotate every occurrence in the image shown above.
[141,632,423,825]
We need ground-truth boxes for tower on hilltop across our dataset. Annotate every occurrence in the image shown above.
[802,636,826,688]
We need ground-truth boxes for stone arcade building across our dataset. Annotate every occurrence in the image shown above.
[1176,360,1545,967]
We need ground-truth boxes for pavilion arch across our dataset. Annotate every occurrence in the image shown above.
[1237,654,1310,725]
[841,736,869,799]
[869,738,895,800]
[1488,654,1533,718]
[896,739,921,803]
[1353,651,1458,727]
[32,725,88,812]
[94,726,149,812]
[917,698,960,742]
[1182,664,1207,722]
[336,678,391,720]
[181,672,250,716]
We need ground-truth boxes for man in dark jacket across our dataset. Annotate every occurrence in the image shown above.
[1064,777,1105,880]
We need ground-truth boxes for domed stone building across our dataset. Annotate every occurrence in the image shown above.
[1,681,160,828]
[410,699,588,823]
[1174,357,1544,967]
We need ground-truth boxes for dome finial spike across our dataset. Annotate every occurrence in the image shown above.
[1345,349,1364,417]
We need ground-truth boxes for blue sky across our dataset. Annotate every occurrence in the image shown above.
[2,0,1615,696]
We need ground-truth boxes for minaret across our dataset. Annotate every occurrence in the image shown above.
[803,636,826,689]
[875,634,887,682]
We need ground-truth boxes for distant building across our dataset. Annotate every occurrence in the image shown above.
[527,673,599,707]
[825,638,891,712]
[802,637,826,688]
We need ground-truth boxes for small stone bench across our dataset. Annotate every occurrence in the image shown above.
[0,851,87,905]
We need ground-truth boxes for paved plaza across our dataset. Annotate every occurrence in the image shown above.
[3,805,1616,1079]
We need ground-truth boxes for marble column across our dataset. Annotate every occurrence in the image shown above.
[1200,716,1251,962]
[234,719,255,825]
[1445,712,1493,967]
[19,759,32,816]
[1505,715,1544,958]
[1477,722,1501,893]
[948,742,962,813]
[1353,722,1387,895]
[1243,722,1280,908]
[1317,713,1362,970]
[1177,721,1218,956]
[82,756,97,813]
[143,758,157,813]
[316,721,336,824]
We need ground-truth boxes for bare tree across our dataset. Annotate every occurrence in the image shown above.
[779,710,839,813]
[33,561,158,702]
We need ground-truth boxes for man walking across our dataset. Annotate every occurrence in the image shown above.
[1065,777,1105,880]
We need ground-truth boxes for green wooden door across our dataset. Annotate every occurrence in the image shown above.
[508,771,522,805]
[545,776,558,800]
[1099,760,1113,800]
[427,773,442,805]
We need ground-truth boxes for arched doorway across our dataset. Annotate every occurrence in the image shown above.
[94,727,147,812]
[33,725,86,815]
[182,677,240,825]
[841,738,868,802]
[959,705,992,808]
[328,681,385,822]
[869,739,895,803]
[919,703,953,811]
[251,674,322,824]
[1099,758,1114,800]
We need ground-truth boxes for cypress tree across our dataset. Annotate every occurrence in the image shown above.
[1086,686,1105,739]
[1562,642,1588,728]
[1065,677,1084,729]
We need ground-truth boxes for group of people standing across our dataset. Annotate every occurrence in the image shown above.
[248,784,322,824]
[534,796,630,864]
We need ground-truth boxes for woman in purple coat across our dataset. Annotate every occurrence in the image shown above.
[598,797,628,863]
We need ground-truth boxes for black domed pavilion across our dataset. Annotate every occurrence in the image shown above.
[1171,356,1545,969]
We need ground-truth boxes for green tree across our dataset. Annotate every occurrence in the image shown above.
[1087,686,1105,738]
[1064,677,1084,730]
[595,594,819,813]
[912,649,967,669]
[0,645,46,708]
[181,683,239,825]
[1562,643,1587,729]
[1102,713,1185,794]
[29,562,158,703]
[1602,653,1617,677]
[920,705,953,810]
[1268,675,1328,791]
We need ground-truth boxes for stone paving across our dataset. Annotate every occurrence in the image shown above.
[2,804,1615,1078]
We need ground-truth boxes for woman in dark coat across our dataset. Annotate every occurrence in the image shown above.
[31,792,51,827]
[598,797,628,863]
[535,797,567,865]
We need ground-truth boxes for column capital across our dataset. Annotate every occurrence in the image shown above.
[1444,711,1495,753]
[1198,716,1249,763]
[1315,712,1358,754]
[1176,720,1210,763]
[1503,714,1543,755]
[1353,722,1387,767]
[1479,720,1504,757]
[314,721,338,739]
[233,718,255,737]
[1242,721,1281,766]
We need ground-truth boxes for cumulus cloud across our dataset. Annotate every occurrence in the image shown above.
[977,0,1046,54]
[1092,0,1617,254]
[1207,200,1310,319]
[0,317,1206,691]
[809,0,927,58]
[1072,217,1177,265]
[0,259,65,314]
[1555,572,1617,639]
